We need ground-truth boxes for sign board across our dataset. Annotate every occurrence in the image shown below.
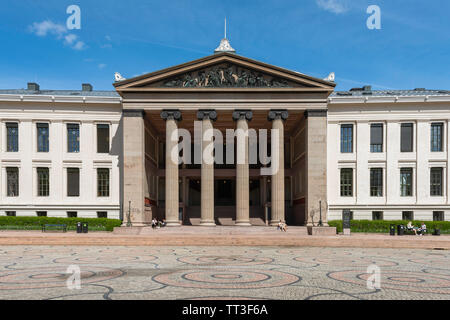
[343,210,351,230]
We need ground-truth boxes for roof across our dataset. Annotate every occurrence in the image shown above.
[0,89,119,97]
[331,89,450,98]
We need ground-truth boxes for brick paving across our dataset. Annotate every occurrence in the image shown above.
[0,245,449,300]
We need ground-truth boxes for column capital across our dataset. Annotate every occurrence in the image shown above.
[268,109,288,121]
[232,110,253,122]
[123,109,145,118]
[160,109,182,121]
[197,109,217,121]
[304,109,327,118]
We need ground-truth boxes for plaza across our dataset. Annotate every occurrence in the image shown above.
[0,245,449,300]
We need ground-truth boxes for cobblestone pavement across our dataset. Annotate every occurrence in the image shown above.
[0,246,449,300]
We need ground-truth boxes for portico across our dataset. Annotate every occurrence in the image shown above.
[115,50,334,227]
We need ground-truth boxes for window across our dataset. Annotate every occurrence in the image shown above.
[433,211,444,221]
[431,123,443,152]
[67,211,77,218]
[430,167,443,196]
[67,123,80,153]
[370,123,383,153]
[37,167,49,197]
[67,168,80,197]
[37,123,49,152]
[97,211,107,218]
[400,168,413,197]
[97,168,110,197]
[6,211,16,217]
[372,211,383,220]
[402,211,414,221]
[400,123,414,152]
[6,122,18,152]
[340,124,353,153]
[370,168,383,197]
[97,124,110,153]
[6,167,19,197]
[340,168,353,197]
[36,211,47,217]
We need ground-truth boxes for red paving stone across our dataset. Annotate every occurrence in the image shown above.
[0,227,448,249]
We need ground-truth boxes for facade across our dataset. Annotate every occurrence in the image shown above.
[328,88,450,222]
[0,84,122,219]
[1,41,449,224]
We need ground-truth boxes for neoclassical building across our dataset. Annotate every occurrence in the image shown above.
[1,40,449,224]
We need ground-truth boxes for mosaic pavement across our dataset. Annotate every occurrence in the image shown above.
[0,246,449,300]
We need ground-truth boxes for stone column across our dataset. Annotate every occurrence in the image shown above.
[233,110,253,226]
[268,110,288,226]
[122,109,147,226]
[161,110,182,227]
[305,110,328,227]
[197,110,217,226]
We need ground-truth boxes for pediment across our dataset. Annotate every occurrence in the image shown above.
[114,52,335,91]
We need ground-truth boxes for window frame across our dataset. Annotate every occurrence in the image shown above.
[97,123,110,154]
[6,122,19,152]
[340,168,353,197]
[36,122,50,152]
[430,122,444,152]
[400,123,414,153]
[400,167,413,197]
[340,124,353,153]
[6,167,19,197]
[37,167,50,197]
[430,167,443,196]
[370,123,383,153]
[67,123,80,153]
[370,168,383,197]
[67,167,80,197]
[97,168,110,197]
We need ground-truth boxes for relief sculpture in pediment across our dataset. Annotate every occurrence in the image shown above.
[160,64,291,88]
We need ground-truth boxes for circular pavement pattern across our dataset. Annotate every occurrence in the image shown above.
[294,256,398,267]
[53,254,157,264]
[177,255,273,266]
[328,270,450,294]
[0,266,124,290]
[153,269,300,289]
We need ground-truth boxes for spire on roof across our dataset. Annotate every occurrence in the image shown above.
[214,18,236,54]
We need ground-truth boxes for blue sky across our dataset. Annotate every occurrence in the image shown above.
[0,0,449,91]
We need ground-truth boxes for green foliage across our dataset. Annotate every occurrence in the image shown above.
[328,220,450,234]
[0,216,121,232]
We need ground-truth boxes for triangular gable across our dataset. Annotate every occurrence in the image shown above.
[114,52,335,91]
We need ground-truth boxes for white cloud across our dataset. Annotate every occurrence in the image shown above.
[98,63,107,69]
[29,20,66,38]
[29,20,86,50]
[316,0,349,14]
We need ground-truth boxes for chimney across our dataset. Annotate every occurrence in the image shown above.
[27,82,40,91]
[82,83,93,91]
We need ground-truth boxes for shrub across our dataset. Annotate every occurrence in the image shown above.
[328,220,450,234]
[0,216,122,232]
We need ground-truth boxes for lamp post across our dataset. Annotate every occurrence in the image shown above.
[127,200,132,227]
[318,200,323,227]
